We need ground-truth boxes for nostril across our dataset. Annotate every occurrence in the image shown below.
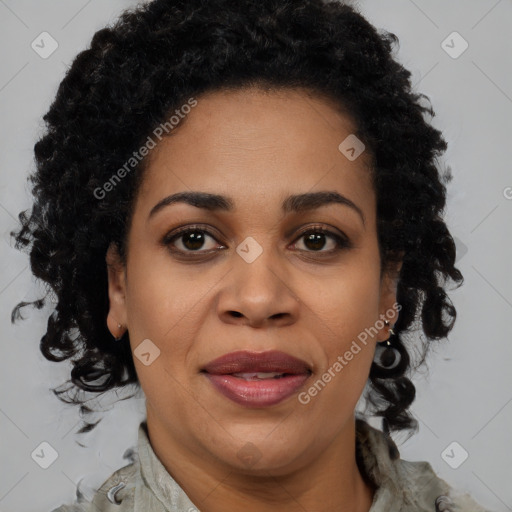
[229,311,243,318]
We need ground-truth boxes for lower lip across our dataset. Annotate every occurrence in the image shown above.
[204,373,311,407]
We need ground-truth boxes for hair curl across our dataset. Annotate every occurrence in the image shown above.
[11,0,463,435]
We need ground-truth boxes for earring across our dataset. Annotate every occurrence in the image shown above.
[113,323,124,341]
[374,320,401,370]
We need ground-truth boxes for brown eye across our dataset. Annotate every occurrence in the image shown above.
[163,227,223,253]
[180,231,208,251]
[302,232,330,251]
[291,228,350,253]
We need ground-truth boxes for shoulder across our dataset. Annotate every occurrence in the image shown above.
[395,458,491,512]
[355,419,493,512]
[50,461,139,512]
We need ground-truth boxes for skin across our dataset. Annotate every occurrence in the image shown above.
[106,87,402,512]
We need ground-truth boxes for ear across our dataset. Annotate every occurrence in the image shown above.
[377,255,403,341]
[105,242,128,339]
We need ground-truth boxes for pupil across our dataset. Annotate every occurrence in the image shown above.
[183,232,204,250]
[305,233,325,251]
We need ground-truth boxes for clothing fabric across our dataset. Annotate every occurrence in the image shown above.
[51,419,491,512]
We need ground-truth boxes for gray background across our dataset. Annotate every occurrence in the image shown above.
[1,1,511,511]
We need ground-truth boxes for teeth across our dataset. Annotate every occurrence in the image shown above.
[232,372,285,380]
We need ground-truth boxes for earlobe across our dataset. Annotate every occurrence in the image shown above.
[105,242,128,339]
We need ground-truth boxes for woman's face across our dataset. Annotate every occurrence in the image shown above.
[107,87,400,475]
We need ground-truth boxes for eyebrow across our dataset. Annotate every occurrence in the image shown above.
[148,190,365,226]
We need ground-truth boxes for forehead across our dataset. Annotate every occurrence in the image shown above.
[136,87,375,216]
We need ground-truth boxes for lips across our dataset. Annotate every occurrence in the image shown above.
[201,350,312,407]
[201,350,312,375]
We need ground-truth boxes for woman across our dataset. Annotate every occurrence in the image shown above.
[11,0,491,510]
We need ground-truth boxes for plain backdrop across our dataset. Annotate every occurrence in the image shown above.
[0,1,511,511]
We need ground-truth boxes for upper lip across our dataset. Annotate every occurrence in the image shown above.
[202,350,312,375]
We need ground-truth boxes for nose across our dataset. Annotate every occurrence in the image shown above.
[217,250,300,328]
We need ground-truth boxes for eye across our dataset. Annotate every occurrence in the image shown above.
[290,226,351,253]
[162,225,225,254]
[161,224,351,258]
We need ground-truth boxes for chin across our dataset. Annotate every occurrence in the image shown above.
[208,430,309,474]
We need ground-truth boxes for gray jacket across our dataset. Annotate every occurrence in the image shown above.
[51,420,491,512]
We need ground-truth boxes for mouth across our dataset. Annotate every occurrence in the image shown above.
[201,350,312,407]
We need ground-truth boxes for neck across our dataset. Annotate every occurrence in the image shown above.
[145,407,375,512]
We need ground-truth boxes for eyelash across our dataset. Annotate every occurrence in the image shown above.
[161,223,352,259]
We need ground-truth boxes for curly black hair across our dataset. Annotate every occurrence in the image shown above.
[11,0,463,436]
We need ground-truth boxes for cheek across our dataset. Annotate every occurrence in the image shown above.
[298,282,378,423]
[123,251,222,406]
[296,249,381,406]
[125,245,215,343]
[123,249,210,413]
[303,253,382,351]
